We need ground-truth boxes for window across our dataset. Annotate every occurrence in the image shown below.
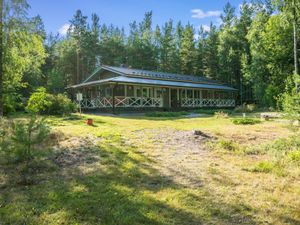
[194,90,200,99]
[142,87,150,97]
[135,86,141,97]
[127,85,134,97]
[115,85,125,96]
[105,87,112,97]
[207,90,214,99]
[155,88,163,98]
[181,89,186,99]
[187,89,193,98]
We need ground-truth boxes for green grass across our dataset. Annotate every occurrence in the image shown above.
[0,113,299,224]
[145,111,189,117]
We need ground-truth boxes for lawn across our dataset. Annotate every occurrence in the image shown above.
[0,113,299,225]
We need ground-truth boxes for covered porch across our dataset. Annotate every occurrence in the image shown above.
[76,83,236,109]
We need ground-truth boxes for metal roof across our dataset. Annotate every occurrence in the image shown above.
[71,76,237,91]
[101,65,223,85]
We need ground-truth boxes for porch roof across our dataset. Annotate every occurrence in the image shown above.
[71,76,237,91]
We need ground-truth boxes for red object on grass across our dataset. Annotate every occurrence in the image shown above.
[86,118,93,125]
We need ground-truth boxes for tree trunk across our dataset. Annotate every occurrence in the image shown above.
[0,0,3,117]
[293,0,299,91]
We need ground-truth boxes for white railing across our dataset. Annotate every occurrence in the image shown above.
[181,98,235,107]
[79,97,163,109]
[78,97,235,109]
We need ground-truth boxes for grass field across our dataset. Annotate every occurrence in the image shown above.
[0,112,299,224]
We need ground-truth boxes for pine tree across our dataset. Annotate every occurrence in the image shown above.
[179,23,196,75]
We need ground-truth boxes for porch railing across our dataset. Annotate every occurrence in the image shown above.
[181,98,235,107]
[79,97,163,109]
[78,97,235,109]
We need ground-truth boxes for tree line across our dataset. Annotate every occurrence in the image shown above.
[0,0,300,115]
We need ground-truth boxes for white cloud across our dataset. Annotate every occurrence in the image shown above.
[191,9,221,19]
[195,25,210,33]
[202,25,210,32]
[58,23,70,35]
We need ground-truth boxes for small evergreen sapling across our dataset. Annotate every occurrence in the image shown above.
[11,116,50,162]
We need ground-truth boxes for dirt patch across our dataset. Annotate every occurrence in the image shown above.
[52,135,102,168]
[129,128,214,187]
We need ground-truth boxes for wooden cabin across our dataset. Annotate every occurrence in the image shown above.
[69,65,237,111]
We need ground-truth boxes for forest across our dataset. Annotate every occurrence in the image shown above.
[0,0,300,114]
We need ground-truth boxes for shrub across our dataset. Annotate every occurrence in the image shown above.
[232,118,261,125]
[218,139,240,151]
[287,150,300,163]
[252,161,275,173]
[26,87,53,114]
[27,88,76,115]
[145,111,189,117]
[48,94,77,115]
[246,104,257,112]
[214,111,229,118]
[194,109,232,115]
[234,103,257,113]
[11,116,50,162]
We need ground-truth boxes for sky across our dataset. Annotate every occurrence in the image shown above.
[27,0,245,36]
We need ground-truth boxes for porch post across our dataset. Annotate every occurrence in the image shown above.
[112,83,117,114]
[192,90,195,107]
[169,88,171,108]
[124,84,127,98]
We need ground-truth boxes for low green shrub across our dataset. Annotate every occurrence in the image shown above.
[251,161,275,173]
[214,111,229,118]
[26,88,77,115]
[145,111,189,117]
[287,150,300,163]
[232,118,261,125]
[218,139,240,151]
[234,103,257,113]
[194,109,232,115]
[207,139,240,152]
[48,94,77,115]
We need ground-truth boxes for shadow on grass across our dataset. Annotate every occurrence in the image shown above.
[0,136,259,225]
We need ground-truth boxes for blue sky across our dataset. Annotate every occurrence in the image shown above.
[27,0,244,35]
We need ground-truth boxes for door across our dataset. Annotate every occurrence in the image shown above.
[171,89,179,108]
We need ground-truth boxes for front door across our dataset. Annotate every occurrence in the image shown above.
[171,89,179,108]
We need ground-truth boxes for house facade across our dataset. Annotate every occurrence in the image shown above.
[69,65,237,111]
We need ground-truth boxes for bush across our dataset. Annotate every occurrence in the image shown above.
[194,109,232,115]
[218,139,240,151]
[234,103,257,113]
[251,161,275,173]
[232,118,261,125]
[287,150,300,163]
[214,111,229,118]
[26,88,76,115]
[145,111,189,117]
[48,94,77,115]
[11,116,50,162]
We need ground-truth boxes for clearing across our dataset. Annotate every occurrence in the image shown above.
[0,113,299,225]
